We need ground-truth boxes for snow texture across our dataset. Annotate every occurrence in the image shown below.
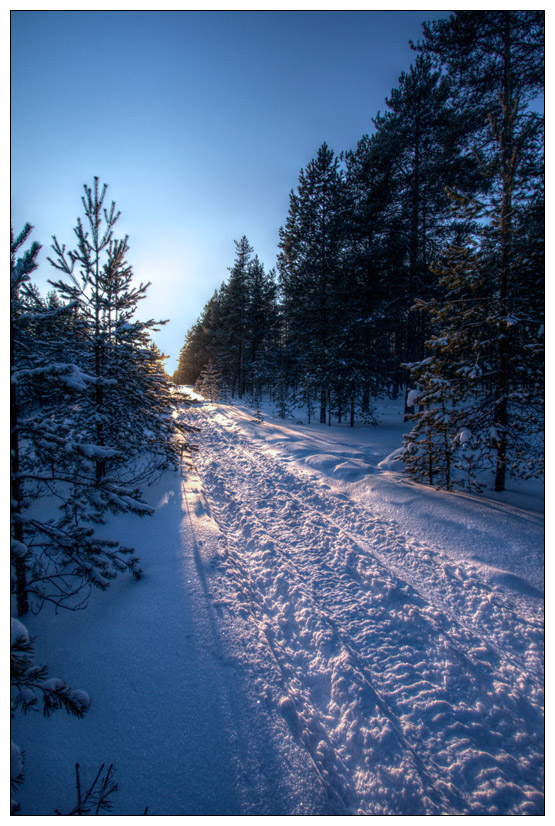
[11,397,544,816]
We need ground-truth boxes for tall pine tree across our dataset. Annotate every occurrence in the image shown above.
[278,143,347,423]
[403,11,544,491]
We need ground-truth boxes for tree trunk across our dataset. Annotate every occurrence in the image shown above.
[494,12,515,493]
[361,386,370,413]
[320,387,326,424]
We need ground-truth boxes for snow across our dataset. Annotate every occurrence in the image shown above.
[11,618,29,647]
[11,396,544,816]
[10,539,28,559]
[407,388,420,407]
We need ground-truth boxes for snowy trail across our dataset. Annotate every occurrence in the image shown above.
[12,398,543,816]
[187,402,544,816]
[12,466,327,816]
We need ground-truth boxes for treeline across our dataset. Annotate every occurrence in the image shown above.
[11,180,189,808]
[174,11,544,492]
[176,236,280,402]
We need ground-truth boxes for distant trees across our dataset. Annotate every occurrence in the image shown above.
[174,290,223,387]
[175,10,543,493]
[174,236,279,402]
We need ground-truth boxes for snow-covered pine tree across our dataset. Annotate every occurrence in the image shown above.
[10,225,122,814]
[11,223,145,615]
[195,359,223,402]
[48,178,180,487]
[278,143,347,424]
[11,223,41,616]
[412,11,544,491]
[10,617,90,720]
[403,230,542,491]
[11,616,91,813]
[218,236,253,398]
[401,347,465,492]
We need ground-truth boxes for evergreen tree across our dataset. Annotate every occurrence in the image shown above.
[243,256,278,399]
[343,132,404,403]
[11,181,184,615]
[174,290,224,387]
[407,11,544,491]
[278,143,347,423]
[368,54,477,412]
[11,223,42,616]
[218,236,253,397]
[11,222,145,615]
[48,178,179,484]
[403,230,543,491]
[195,359,224,402]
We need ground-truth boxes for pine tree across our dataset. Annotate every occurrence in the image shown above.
[174,290,224,387]
[368,54,477,413]
[195,359,224,402]
[409,11,544,491]
[11,223,42,616]
[11,194,184,810]
[403,230,543,491]
[12,224,135,615]
[243,256,278,399]
[278,143,347,423]
[48,178,179,485]
[218,236,253,397]
[343,132,404,403]
[11,181,181,615]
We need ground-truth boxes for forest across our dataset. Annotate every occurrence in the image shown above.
[11,10,544,816]
[174,11,544,494]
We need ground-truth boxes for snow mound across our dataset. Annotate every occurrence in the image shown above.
[303,453,373,481]
[332,458,374,481]
[304,453,342,472]
[11,617,29,647]
[377,447,405,471]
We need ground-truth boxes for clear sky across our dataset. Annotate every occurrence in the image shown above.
[11,9,451,373]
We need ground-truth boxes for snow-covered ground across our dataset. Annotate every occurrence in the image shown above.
[12,395,544,816]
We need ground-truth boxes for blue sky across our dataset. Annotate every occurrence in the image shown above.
[11,10,451,373]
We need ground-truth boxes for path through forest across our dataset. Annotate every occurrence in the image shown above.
[12,398,544,816]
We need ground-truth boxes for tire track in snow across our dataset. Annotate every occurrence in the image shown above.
[268,478,544,692]
[198,469,454,815]
[214,408,543,683]
[186,404,544,815]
